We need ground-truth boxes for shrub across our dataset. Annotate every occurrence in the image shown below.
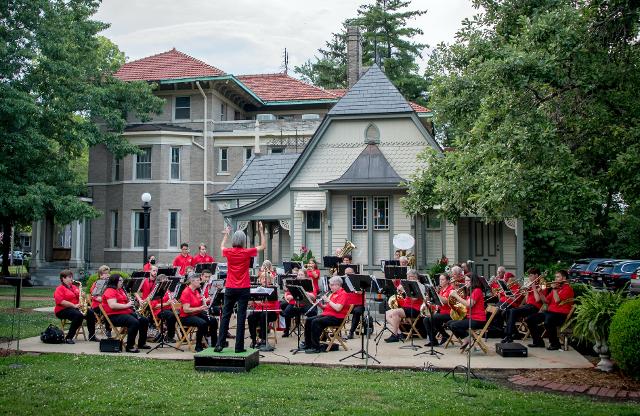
[569,287,627,343]
[85,270,130,294]
[609,297,640,379]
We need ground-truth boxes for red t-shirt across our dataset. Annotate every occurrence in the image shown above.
[139,278,155,299]
[173,254,193,275]
[90,281,100,309]
[526,287,544,309]
[321,288,349,319]
[179,286,203,318]
[399,296,422,311]
[438,285,454,315]
[143,263,152,272]
[306,269,320,295]
[345,291,363,306]
[499,282,522,307]
[547,283,574,314]
[150,292,172,317]
[193,253,215,265]
[469,288,486,321]
[54,284,79,314]
[223,247,258,289]
[102,287,132,315]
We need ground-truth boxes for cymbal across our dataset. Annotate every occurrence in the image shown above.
[393,233,415,250]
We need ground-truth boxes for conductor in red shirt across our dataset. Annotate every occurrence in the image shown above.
[172,243,193,276]
[214,222,266,353]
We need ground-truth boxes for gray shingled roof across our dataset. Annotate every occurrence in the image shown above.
[209,153,300,199]
[320,144,404,189]
[328,65,414,116]
[124,123,200,133]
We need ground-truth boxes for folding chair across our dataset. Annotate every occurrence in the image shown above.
[464,305,499,354]
[265,311,281,345]
[171,303,202,352]
[59,318,87,340]
[559,304,577,351]
[98,305,127,342]
[320,305,354,352]
[400,315,424,340]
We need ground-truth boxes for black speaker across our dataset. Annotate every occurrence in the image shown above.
[99,338,122,353]
[496,342,528,357]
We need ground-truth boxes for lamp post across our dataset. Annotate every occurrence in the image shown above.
[141,192,151,265]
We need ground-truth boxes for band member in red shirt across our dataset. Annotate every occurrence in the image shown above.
[135,265,158,315]
[384,269,423,342]
[248,262,279,348]
[172,243,193,276]
[306,258,321,295]
[502,268,545,343]
[149,274,177,343]
[180,273,218,352]
[492,272,523,328]
[143,255,156,272]
[102,274,150,353]
[304,276,349,353]
[344,267,369,340]
[54,269,98,343]
[423,273,455,347]
[193,244,215,265]
[447,274,487,350]
[526,269,574,350]
[214,222,266,353]
[90,265,112,338]
[281,269,317,337]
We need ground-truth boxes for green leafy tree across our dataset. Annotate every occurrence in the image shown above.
[403,0,640,265]
[295,0,429,103]
[0,0,164,275]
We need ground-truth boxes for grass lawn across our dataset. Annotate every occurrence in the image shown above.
[0,354,637,416]
[0,286,55,298]
[0,287,57,342]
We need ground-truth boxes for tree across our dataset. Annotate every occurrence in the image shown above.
[403,0,640,265]
[295,0,429,103]
[0,0,164,275]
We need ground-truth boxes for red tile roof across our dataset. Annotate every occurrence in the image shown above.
[326,88,348,97]
[114,48,225,81]
[409,102,431,113]
[236,73,338,102]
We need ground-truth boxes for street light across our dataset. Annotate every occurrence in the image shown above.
[141,192,151,265]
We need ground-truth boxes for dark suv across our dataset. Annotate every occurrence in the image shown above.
[592,260,640,290]
[569,258,615,283]
[631,267,640,295]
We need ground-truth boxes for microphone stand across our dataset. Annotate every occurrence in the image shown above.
[340,276,380,364]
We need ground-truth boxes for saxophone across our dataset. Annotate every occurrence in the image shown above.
[74,280,88,315]
[137,283,157,316]
[448,285,468,321]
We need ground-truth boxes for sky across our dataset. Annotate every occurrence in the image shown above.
[95,0,479,76]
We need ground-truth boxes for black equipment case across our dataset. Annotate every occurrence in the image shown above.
[496,342,528,357]
[99,338,122,353]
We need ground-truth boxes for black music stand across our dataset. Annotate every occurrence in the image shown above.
[414,284,443,359]
[158,267,177,277]
[323,256,341,269]
[195,263,217,274]
[283,261,303,274]
[284,278,313,293]
[250,286,276,352]
[340,274,380,364]
[373,278,398,345]
[384,265,407,280]
[125,277,144,300]
[398,280,423,351]
[287,285,313,354]
[338,264,360,275]
[147,280,182,354]
[131,271,150,279]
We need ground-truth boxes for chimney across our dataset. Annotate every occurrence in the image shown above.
[347,26,362,89]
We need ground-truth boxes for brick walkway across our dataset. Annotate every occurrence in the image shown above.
[508,374,640,399]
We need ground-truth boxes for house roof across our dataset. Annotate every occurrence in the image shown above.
[326,87,431,114]
[319,144,404,189]
[236,73,338,103]
[209,153,300,199]
[123,123,200,133]
[328,65,414,116]
[114,48,225,82]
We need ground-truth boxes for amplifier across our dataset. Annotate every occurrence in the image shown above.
[99,338,122,353]
[496,342,528,357]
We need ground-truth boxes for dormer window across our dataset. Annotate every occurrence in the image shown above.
[365,123,380,144]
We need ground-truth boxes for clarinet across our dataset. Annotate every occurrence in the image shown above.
[200,289,211,320]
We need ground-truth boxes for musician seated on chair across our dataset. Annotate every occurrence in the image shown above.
[143,255,156,272]
[492,272,523,329]
[525,269,574,351]
[344,267,369,340]
[306,258,321,295]
[384,269,425,343]
[102,274,150,353]
[90,264,112,338]
[248,261,279,348]
[449,265,465,285]
[502,268,545,343]
[303,276,348,354]
[135,265,158,312]
[446,274,486,351]
[281,270,317,337]
[149,274,177,343]
[54,269,98,344]
[180,273,218,352]
[423,273,455,347]
[193,243,215,265]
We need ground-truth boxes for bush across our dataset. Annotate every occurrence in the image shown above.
[85,270,130,294]
[609,297,640,379]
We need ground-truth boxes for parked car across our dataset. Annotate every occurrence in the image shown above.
[591,259,640,290]
[630,267,640,295]
[569,258,615,283]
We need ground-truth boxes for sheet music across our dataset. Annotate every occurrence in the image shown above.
[92,279,108,296]
[344,276,355,292]
[250,286,274,295]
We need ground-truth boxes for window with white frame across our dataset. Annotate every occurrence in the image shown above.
[218,148,228,173]
[306,211,321,230]
[220,103,227,121]
[112,157,120,181]
[352,197,367,230]
[169,211,180,247]
[133,212,145,247]
[110,210,119,247]
[175,96,190,120]
[170,146,180,180]
[373,196,389,230]
[244,147,253,164]
[135,147,151,180]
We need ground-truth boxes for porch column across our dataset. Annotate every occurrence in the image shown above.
[516,218,524,279]
[69,219,84,268]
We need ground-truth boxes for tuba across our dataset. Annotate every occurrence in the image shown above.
[330,240,356,275]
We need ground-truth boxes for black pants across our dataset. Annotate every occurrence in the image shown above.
[56,307,96,339]
[423,312,451,343]
[182,313,218,347]
[504,304,538,337]
[447,318,486,339]
[248,311,278,342]
[349,305,365,334]
[156,309,177,338]
[91,306,111,332]
[282,303,316,332]
[108,313,148,349]
[216,287,250,350]
[304,315,341,350]
[526,311,567,346]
